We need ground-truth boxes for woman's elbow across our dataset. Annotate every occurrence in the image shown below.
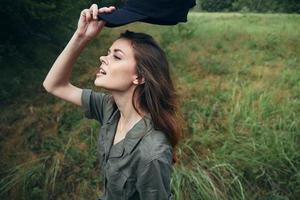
[42,81,51,92]
[42,80,59,93]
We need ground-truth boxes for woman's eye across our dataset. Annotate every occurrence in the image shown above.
[113,55,121,60]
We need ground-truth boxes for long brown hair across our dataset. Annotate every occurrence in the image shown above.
[119,30,182,163]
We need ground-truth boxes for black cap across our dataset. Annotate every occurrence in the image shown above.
[98,0,196,27]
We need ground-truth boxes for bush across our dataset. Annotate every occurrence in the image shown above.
[198,0,300,13]
[199,0,234,12]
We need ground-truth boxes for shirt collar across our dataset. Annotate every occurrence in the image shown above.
[108,109,153,154]
[124,115,153,154]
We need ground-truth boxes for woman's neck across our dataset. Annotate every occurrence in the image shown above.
[110,88,145,125]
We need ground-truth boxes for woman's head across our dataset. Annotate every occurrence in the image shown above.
[95,37,140,91]
[96,30,182,163]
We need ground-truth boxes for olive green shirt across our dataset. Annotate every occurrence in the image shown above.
[81,89,173,200]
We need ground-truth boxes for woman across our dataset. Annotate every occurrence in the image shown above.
[43,4,182,200]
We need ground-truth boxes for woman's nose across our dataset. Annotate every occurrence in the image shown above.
[99,56,108,65]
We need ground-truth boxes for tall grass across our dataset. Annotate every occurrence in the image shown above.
[1,12,299,199]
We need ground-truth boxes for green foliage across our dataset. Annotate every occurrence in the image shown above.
[0,0,121,48]
[232,0,300,13]
[197,0,300,13]
[200,0,235,12]
[0,0,122,105]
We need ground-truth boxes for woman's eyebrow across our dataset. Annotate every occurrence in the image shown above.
[108,48,126,56]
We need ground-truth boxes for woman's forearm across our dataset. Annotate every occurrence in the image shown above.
[42,32,91,92]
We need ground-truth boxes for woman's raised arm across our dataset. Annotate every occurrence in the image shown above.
[42,4,115,106]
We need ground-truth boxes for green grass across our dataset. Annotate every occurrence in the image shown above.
[1,12,300,199]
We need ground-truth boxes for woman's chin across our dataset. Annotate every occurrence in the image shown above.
[94,79,103,87]
[94,80,109,90]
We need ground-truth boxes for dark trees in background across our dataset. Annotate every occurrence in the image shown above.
[0,0,122,62]
[0,0,122,104]
[200,0,235,12]
[231,0,300,13]
[198,0,300,13]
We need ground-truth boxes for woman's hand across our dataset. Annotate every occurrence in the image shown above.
[76,4,115,41]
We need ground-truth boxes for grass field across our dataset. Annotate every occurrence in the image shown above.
[1,12,300,199]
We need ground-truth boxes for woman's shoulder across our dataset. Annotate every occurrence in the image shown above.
[99,93,118,123]
[81,89,117,124]
[144,129,171,146]
[138,129,173,164]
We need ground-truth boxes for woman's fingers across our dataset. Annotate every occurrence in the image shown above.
[98,6,116,14]
[90,4,98,20]
[81,9,92,22]
[80,5,116,23]
[80,9,89,17]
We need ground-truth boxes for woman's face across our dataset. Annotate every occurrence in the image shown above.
[94,38,138,91]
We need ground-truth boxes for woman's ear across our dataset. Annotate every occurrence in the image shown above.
[133,75,145,85]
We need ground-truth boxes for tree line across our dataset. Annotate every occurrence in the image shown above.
[0,0,123,64]
[197,0,300,13]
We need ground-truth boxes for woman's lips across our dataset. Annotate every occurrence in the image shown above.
[96,67,107,76]
[99,68,107,74]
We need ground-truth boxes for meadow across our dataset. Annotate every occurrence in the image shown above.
[0,12,299,199]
